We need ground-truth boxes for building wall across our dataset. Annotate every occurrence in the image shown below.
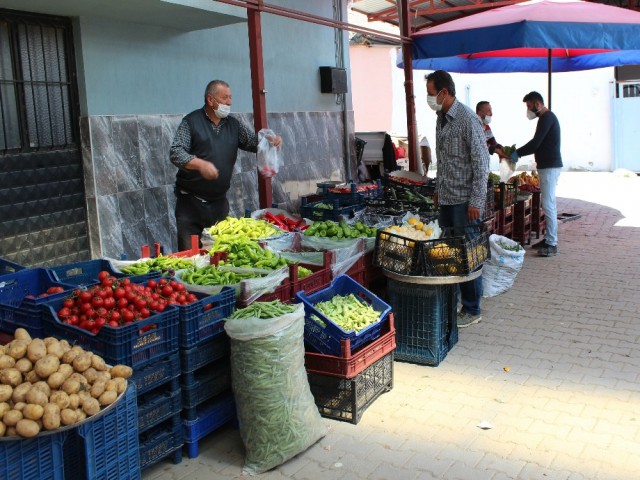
[350,45,393,132]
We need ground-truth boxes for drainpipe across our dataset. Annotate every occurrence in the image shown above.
[335,0,352,182]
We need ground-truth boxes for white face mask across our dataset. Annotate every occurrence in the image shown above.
[214,104,231,119]
[427,90,443,112]
[483,115,492,125]
[526,109,537,120]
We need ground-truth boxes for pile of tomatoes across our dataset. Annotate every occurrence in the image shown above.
[23,286,67,302]
[56,271,199,334]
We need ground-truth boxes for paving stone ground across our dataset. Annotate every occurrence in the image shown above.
[143,172,640,480]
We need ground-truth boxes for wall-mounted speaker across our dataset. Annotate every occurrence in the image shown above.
[319,66,348,94]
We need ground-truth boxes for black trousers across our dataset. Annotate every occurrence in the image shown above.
[175,192,229,251]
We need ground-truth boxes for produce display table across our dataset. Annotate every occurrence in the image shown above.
[383,268,482,366]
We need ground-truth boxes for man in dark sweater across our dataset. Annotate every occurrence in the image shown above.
[170,80,282,250]
[476,101,503,156]
[507,91,562,257]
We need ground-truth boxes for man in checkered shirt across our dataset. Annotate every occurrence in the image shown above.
[425,70,490,328]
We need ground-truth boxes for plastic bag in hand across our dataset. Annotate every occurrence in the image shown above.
[257,128,281,178]
[498,159,515,183]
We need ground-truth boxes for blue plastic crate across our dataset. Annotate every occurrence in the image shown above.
[386,279,458,367]
[137,378,182,434]
[183,393,236,459]
[139,414,183,470]
[181,358,231,419]
[300,199,365,222]
[0,257,25,276]
[0,430,69,480]
[180,333,230,373]
[176,287,235,349]
[74,383,141,480]
[296,274,392,356]
[131,353,181,396]
[48,258,160,287]
[42,297,179,369]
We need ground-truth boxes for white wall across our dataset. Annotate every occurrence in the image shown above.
[390,50,615,172]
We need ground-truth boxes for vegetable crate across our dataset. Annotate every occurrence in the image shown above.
[42,298,179,369]
[386,280,458,367]
[0,268,76,337]
[372,229,425,276]
[420,224,490,277]
[131,352,181,396]
[179,332,230,374]
[300,198,365,222]
[494,182,518,210]
[237,277,291,308]
[48,258,160,287]
[181,357,232,421]
[305,313,396,379]
[61,383,141,480]
[0,256,25,276]
[290,252,332,299]
[176,287,235,349]
[0,430,69,480]
[138,414,183,470]
[307,351,394,425]
[484,178,495,219]
[136,378,182,434]
[183,393,237,459]
[297,274,392,357]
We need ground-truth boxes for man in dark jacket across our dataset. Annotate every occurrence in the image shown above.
[170,80,281,250]
[476,101,503,156]
[507,91,562,257]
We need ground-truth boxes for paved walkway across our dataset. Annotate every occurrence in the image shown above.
[144,172,640,480]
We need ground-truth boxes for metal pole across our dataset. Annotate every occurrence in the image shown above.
[399,0,418,173]
[548,49,552,109]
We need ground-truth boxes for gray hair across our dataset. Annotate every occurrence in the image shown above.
[204,80,230,102]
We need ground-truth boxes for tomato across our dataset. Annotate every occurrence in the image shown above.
[113,287,126,300]
[58,307,71,318]
[147,279,157,289]
[110,310,121,322]
[139,307,151,319]
[97,270,110,281]
[203,304,213,311]
[125,291,137,302]
[121,277,131,286]
[116,298,128,309]
[86,308,96,319]
[103,297,116,310]
[96,288,109,299]
[79,291,92,303]
[149,301,160,311]
[67,315,79,326]
[158,278,168,287]
[122,309,135,323]
[155,304,166,312]
[174,283,185,292]
[186,294,197,303]
[95,317,107,328]
[161,286,173,297]
[101,278,113,289]
[63,298,75,309]
[96,307,108,318]
[108,320,119,328]
[91,296,104,308]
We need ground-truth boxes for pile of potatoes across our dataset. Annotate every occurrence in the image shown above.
[0,328,133,438]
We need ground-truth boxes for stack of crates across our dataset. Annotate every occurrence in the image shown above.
[297,275,395,424]
[178,287,237,459]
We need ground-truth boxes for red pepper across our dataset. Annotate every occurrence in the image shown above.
[263,211,290,231]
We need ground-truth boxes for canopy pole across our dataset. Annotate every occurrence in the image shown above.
[547,49,552,110]
[398,0,418,173]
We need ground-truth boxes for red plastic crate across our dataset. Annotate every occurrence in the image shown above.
[290,251,332,299]
[305,313,396,378]
[141,234,209,259]
[237,277,291,308]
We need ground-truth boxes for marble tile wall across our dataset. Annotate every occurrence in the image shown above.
[81,111,355,259]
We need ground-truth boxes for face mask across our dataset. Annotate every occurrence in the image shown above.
[214,104,230,119]
[427,90,443,112]
[483,115,492,125]
[526,109,537,120]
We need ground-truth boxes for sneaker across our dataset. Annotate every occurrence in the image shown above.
[457,310,482,328]
[531,239,548,249]
[538,244,558,257]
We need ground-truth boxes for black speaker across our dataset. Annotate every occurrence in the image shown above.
[319,66,348,94]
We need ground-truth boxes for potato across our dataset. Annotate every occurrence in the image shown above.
[14,357,33,374]
[60,408,77,426]
[104,379,119,393]
[61,378,81,395]
[32,381,51,397]
[0,384,13,402]
[0,402,11,418]
[16,418,41,438]
[47,341,65,360]
[11,382,32,403]
[112,377,127,394]
[94,371,111,383]
[26,338,47,363]
[42,403,61,431]
[0,368,22,387]
[6,339,28,360]
[78,391,92,406]
[22,403,44,421]
[68,393,80,410]
[14,328,32,342]
[0,422,5,437]
[98,390,117,406]
[49,391,70,410]
[91,355,107,372]
[110,365,133,379]
[0,354,16,369]
[72,353,93,373]
[5,426,17,437]
[57,363,74,380]
[25,387,48,407]
[82,367,99,384]
[24,370,41,383]
[82,397,100,416]
[47,372,66,390]
[3,409,23,426]
[62,348,80,364]
[90,380,106,399]
[75,409,86,422]
[69,373,89,389]
[13,402,26,411]
[34,354,60,378]
[59,339,72,352]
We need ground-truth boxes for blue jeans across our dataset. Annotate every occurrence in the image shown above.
[439,203,483,315]
[538,167,562,247]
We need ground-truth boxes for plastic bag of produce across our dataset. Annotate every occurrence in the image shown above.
[482,234,526,297]
[257,128,281,178]
[225,302,327,475]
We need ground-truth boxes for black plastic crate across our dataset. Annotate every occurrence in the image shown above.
[180,333,230,374]
[131,353,181,396]
[137,378,182,434]
[307,352,393,425]
[300,199,365,222]
[373,229,425,276]
[386,280,458,366]
[421,224,490,276]
[138,413,183,470]
[484,178,495,219]
[181,358,232,420]
[494,181,519,210]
